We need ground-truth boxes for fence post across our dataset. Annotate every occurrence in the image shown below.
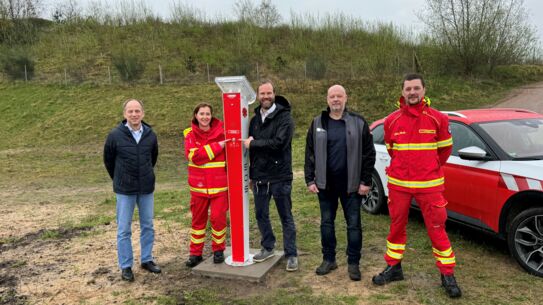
[397,55,400,75]
[64,68,67,85]
[256,62,259,81]
[304,62,307,79]
[108,66,112,84]
[207,63,210,83]
[159,64,163,84]
[412,51,416,72]
[24,65,28,82]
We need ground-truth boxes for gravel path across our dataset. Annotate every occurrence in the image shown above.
[494,81,543,113]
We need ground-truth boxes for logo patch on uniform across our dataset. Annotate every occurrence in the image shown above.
[419,129,436,134]
[394,131,406,136]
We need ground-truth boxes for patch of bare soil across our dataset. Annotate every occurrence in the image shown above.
[0,218,286,305]
[0,180,425,304]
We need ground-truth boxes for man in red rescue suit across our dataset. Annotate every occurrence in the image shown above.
[372,74,462,298]
[183,103,229,267]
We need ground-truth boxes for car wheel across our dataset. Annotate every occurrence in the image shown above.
[507,207,543,277]
[362,171,386,215]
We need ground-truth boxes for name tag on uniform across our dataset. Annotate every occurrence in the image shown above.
[419,129,436,134]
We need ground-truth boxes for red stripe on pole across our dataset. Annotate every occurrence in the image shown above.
[223,93,245,263]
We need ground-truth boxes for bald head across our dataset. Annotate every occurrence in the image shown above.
[327,84,347,117]
[328,84,346,96]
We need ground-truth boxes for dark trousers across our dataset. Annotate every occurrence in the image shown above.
[253,180,297,257]
[317,189,362,265]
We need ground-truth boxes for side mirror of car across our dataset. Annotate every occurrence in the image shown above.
[458,146,493,161]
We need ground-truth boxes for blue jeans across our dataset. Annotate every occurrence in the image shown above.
[253,180,297,257]
[317,189,362,265]
[116,193,155,269]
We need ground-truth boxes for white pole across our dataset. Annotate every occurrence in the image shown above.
[159,64,163,84]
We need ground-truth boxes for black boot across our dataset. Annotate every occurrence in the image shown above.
[213,251,225,264]
[441,274,462,298]
[372,263,404,285]
[185,255,203,267]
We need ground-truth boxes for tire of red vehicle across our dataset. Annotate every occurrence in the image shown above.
[362,170,386,215]
[507,207,543,277]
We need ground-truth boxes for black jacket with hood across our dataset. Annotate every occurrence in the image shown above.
[103,120,158,195]
[248,95,294,183]
[304,108,376,193]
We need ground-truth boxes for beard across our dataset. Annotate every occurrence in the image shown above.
[260,98,274,110]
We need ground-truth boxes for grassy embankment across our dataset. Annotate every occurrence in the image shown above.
[1,74,543,304]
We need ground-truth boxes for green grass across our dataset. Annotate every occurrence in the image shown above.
[2,79,543,304]
[39,229,61,240]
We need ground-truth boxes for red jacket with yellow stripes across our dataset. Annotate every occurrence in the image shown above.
[183,119,228,198]
[384,96,453,193]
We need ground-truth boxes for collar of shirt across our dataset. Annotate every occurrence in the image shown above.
[125,122,144,133]
[260,103,276,123]
[125,122,144,143]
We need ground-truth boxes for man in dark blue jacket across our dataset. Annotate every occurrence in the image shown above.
[104,99,161,282]
[243,81,298,271]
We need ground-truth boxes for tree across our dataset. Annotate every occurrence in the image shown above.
[233,0,281,28]
[0,0,41,20]
[0,0,43,45]
[256,0,281,28]
[422,0,538,74]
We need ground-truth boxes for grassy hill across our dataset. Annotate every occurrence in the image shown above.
[2,77,543,304]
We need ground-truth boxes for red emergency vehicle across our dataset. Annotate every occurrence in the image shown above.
[367,108,543,277]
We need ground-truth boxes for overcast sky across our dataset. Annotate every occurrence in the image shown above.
[42,0,543,45]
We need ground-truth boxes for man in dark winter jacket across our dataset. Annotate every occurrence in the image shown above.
[104,99,161,282]
[242,80,298,271]
[304,85,376,281]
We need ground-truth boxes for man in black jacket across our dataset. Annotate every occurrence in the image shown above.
[304,85,376,281]
[104,99,161,282]
[243,81,298,271]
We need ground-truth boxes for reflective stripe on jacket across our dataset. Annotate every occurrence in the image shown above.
[183,118,227,197]
[384,97,452,193]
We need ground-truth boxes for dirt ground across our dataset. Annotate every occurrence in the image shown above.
[493,81,543,113]
[0,182,380,305]
[2,83,542,305]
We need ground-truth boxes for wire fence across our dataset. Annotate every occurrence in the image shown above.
[0,57,425,85]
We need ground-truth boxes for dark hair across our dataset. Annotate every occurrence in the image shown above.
[122,99,144,112]
[402,73,425,88]
[257,79,275,94]
[192,102,213,125]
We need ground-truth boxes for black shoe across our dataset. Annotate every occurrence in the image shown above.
[372,263,404,285]
[121,267,134,282]
[141,261,161,273]
[441,274,462,298]
[185,255,203,267]
[213,251,225,264]
[348,264,361,281]
[315,260,338,275]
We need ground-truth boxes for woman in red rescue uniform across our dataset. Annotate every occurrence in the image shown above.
[183,103,229,267]
[372,74,462,298]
